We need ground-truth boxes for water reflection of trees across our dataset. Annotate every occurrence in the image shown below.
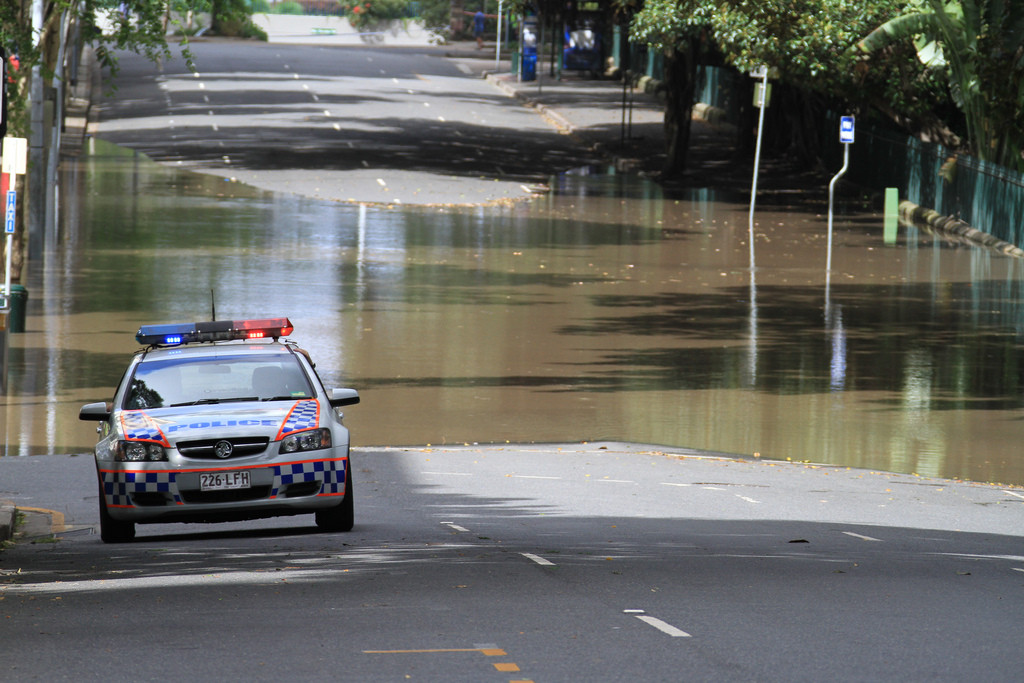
[126,379,164,410]
[557,281,1024,408]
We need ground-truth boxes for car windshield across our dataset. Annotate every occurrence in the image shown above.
[124,353,314,410]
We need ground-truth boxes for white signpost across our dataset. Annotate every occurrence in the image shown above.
[1,136,28,312]
[748,65,770,269]
[826,116,854,292]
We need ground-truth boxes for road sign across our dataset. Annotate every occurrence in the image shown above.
[840,116,855,144]
[2,136,27,175]
[5,189,15,233]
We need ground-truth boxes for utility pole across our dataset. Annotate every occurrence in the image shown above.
[29,0,44,260]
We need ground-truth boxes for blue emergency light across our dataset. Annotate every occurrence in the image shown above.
[136,318,294,346]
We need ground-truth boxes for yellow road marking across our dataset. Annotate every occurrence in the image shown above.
[363,645,530,679]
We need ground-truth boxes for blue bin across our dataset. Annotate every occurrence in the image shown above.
[521,53,537,81]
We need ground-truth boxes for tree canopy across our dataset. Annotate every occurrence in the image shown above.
[854,0,1024,170]
[624,0,1024,172]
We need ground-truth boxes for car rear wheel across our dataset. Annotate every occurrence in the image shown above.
[315,473,354,532]
[98,480,135,543]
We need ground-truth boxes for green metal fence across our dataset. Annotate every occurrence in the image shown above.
[822,113,1024,249]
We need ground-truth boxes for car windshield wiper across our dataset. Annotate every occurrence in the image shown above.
[170,396,259,407]
[261,395,308,402]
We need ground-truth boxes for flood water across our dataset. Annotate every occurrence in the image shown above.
[4,140,1024,486]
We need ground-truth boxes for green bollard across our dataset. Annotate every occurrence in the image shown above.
[883,187,899,244]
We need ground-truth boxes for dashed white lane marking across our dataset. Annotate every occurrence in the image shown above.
[442,522,470,533]
[843,531,883,542]
[1002,490,1024,500]
[660,482,691,487]
[736,495,760,504]
[624,610,691,638]
[521,553,556,566]
[456,63,472,74]
[937,553,1024,562]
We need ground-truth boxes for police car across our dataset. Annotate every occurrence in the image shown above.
[79,318,360,543]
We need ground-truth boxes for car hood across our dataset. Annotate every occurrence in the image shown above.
[119,400,321,445]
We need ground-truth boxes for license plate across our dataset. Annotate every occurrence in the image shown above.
[200,470,251,491]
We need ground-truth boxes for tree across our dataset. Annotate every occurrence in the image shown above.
[209,0,266,38]
[854,0,1024,170]
[626,0,712,177]
[623,1,931,175]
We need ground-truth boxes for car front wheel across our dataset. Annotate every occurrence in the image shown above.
[315,473,354,532]
[98,479,135,543]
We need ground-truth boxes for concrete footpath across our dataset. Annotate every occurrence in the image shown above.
[466,49,673,175]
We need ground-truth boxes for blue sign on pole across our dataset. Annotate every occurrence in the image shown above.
[5,190,16,234]
[840,115,855,144]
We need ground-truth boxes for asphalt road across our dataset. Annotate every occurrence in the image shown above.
[96,40,604,205]
[2,445,1024,681]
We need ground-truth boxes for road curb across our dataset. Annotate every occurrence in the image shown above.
[899,200,1024,258]
[0,503,15,542]
[484,72,578,136]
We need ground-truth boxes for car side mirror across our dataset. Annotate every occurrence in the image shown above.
[328,388,360,408]
[79,402,113,421]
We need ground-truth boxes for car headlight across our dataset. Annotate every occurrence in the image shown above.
[280,428,332,453]
[115,440,168,462]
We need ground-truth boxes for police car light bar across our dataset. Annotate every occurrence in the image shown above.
[136,318,295,346]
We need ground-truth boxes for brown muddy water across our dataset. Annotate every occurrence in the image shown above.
[4,140,1024,486]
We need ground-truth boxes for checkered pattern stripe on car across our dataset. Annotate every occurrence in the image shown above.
[271,458,346,497]
[120,411,169,446]
[101,469,179,507]
[276,400,320,439]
